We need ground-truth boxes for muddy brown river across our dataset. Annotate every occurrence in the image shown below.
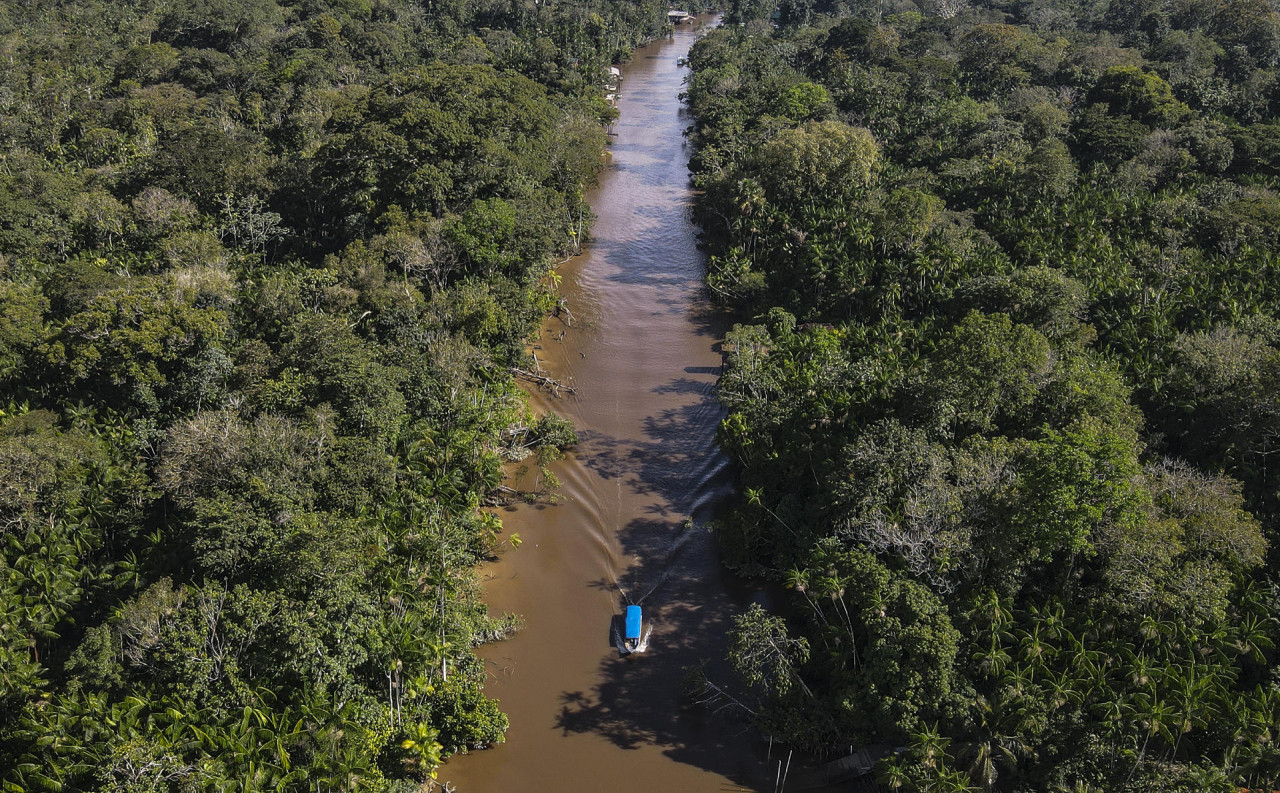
[442,19,779,793]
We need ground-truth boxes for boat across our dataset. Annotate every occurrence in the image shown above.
[619,604,649,654]
[624,605,643,651]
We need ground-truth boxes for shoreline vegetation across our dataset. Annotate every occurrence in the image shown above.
[689,1,1280,790]
[0,0,676,789]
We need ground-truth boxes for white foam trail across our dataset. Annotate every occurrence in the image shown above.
[613,522,698,653]
[614,623,653,655]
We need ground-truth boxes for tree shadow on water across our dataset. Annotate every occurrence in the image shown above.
[550,375,769,787]
[651,375,715,397]
[573,398,727,515]
[552,562,758,779]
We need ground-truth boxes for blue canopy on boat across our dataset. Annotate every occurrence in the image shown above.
[625,605,642,639]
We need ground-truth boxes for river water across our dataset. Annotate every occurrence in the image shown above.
[442,18,775,793]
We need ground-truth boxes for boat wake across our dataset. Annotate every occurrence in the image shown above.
[618,520,699,607]
[614,622,653,655]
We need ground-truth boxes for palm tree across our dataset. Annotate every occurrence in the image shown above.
[1031,599,1067,642]
[1124,692,1174,783]
[1165,666,1216,759]
[955,694,1035,792]
[1126,653,1156,692]
[1231,612,1275,664]
[880,755,913,791]
[1222,685,1279,786]
[1016,622,1054,679]
[783,565,829,628]
[970,591,1014,680]
[912,724,954,773]
[974,644,1013,681]
[811,569,860,666]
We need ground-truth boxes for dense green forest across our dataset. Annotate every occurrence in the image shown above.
[0,0,672,789]
[688,1,1280,790]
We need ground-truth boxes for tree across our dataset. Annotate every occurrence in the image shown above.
[311,62,563,233]
[953,267,1087,340]
[959,24,1060,95]
[753,120,880,207]
[1011,417,1147,568]
[1072,103,1151,164]
[728,0,776,24]
[0,281,48,380]
[50,276,230,418]
[926,312,1052,435]
[1087,66,1192,127]
[730,602,814,703]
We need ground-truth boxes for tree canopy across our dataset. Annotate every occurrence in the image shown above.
[0,0,672,788]
[689,2,1280,789]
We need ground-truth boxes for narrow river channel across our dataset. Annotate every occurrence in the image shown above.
[443,18,775,792]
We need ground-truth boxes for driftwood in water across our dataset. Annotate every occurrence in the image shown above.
[509,367,578,395]
[553,298,574,326]
[482,484,522,506]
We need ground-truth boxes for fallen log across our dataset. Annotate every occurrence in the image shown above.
[509,367,579,395]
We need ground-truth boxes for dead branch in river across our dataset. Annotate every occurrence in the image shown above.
[508,367,578,395]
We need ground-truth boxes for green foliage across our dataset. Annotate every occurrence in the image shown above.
[1013,418,1146,564]
[50,274,231,416]
[754,120,881,206]
[689,6,1280,790]
[928,312,1052,435]
[1088,66,1192,127]
[0,0,658,785]
[841,549,964,737]
[0,282,49,381]
[959,23,1062,95]
[729,602,812,699]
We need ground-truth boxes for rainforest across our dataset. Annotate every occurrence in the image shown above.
[0,0,669,789]
[4,0,1280,791]
[688,0,1280,790]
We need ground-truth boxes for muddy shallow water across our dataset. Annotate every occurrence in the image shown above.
[442,20,793,793]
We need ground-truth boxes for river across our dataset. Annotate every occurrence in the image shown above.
[442,18,776,793]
